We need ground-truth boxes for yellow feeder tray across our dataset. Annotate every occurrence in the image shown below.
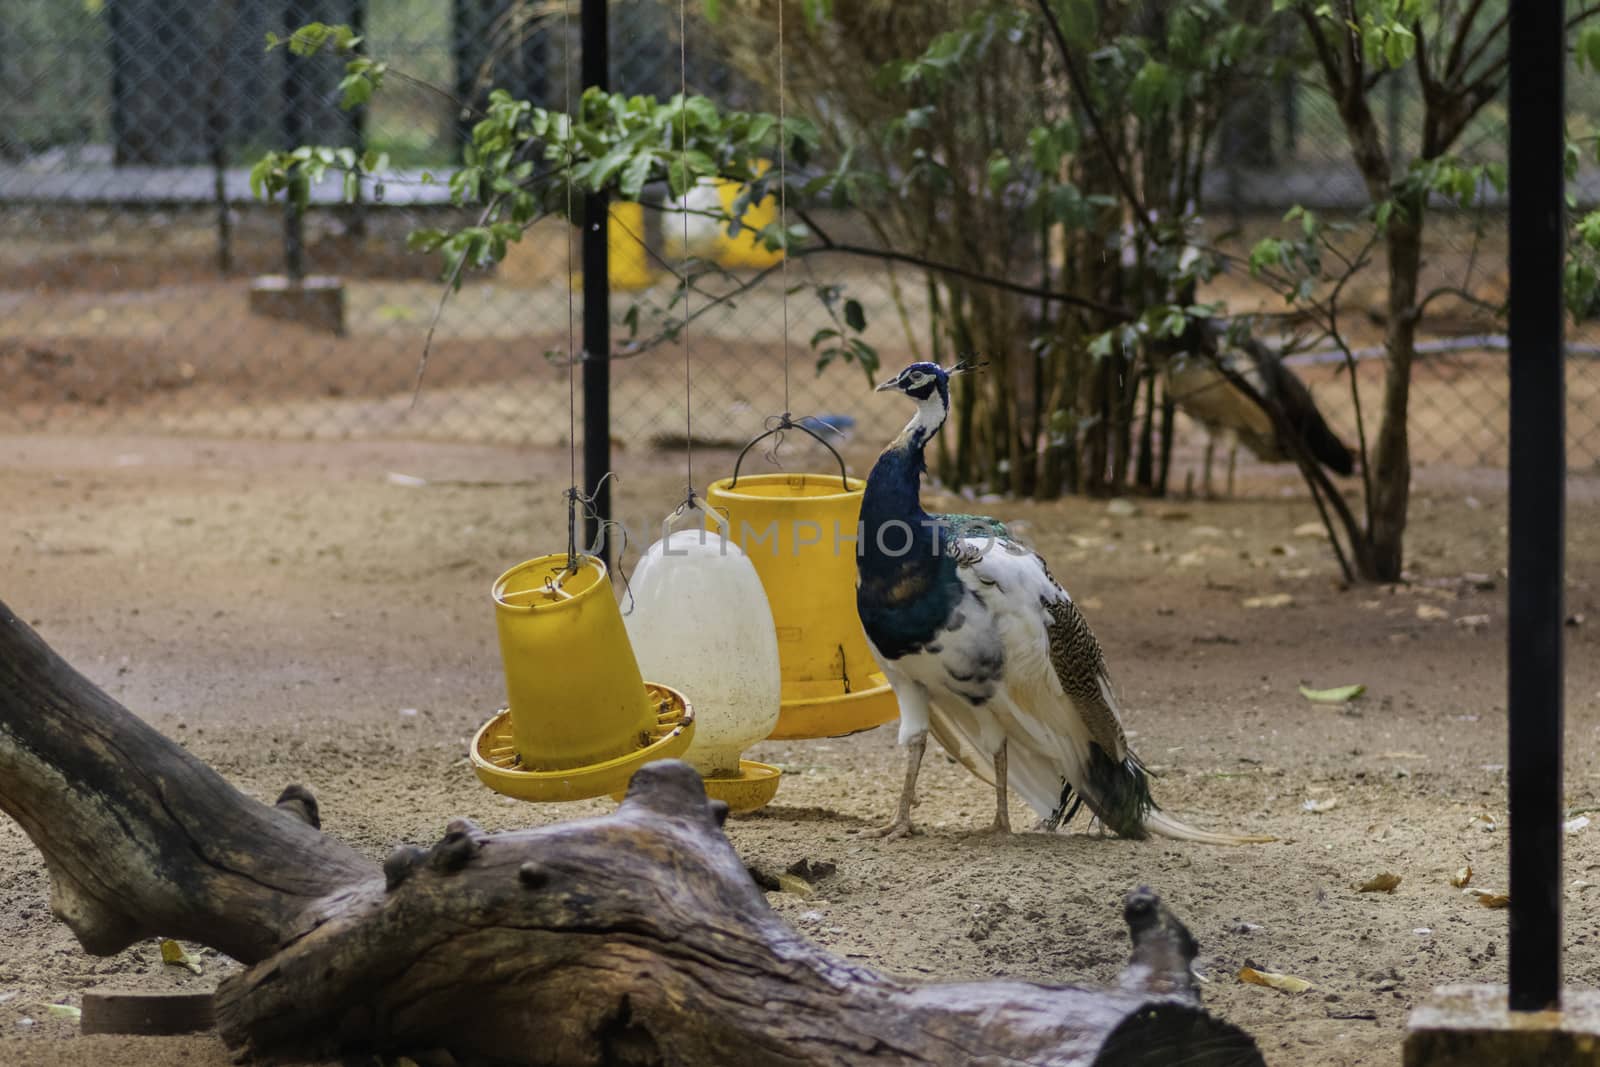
[473,683,695,803]
[477,553,696,802]
[706,450,900,740]
[610,757,781,813]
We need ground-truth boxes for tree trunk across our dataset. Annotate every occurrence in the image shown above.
[1136,366,1157,493]
[0,603,1264,1067]
[1366,199,1424,582]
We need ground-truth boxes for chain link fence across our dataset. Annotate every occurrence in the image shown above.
[2,0,1596,478]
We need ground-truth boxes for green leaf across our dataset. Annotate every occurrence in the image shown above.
[667,156,692,199]
[1129,60,1178,120]
[1298,683,1366,705]
[1578,211,1600,250]
[1384,29,1408,70]
[986,154,1014,192]
[746,113,776,147]
[339,73,372,109]
[685,95,719,131]
[619,152,654,200]
[1583,26,1600,73]
[844,298,866,332]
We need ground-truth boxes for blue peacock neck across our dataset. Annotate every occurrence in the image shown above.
[857,389,960,657]
[859,394,948,566]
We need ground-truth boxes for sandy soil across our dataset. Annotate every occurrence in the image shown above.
[1,432,1597,1067]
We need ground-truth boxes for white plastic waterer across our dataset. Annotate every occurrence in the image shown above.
[623,515,783,811]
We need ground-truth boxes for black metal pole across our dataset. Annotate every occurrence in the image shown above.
[282,0,307,282]
[344,0,367,239]
[207,0,238,275]
[581,0,611,562]
[1507,0,1566,1014]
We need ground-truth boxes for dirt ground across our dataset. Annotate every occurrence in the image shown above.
[1,431,1597,1067]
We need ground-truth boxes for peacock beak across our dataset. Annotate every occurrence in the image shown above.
[874,376,899,393]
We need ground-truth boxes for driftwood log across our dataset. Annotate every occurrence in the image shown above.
[0,601,1264,1066]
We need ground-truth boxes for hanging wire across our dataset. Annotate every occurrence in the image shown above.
[777,0,791,417]
[678,0,695,507]
[562,0,580,571]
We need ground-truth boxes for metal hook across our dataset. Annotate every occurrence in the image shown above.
[728,412,851,490]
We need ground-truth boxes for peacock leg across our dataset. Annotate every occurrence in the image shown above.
[866,732,925,840]
[1227,444,1238,497]
[988,738,1011,833]
[1202,434,1216,499]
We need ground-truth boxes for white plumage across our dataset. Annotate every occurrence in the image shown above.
[857,361,1272,844]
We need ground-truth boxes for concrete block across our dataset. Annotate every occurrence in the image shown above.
[248,275,346,336]
[1406,985,1600,1066]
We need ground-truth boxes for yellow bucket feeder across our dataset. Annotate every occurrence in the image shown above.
[471,553,694,802]
[620,509,784,813]
[705,436,899,740]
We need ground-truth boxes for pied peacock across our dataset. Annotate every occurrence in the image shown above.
[856,361,1271,844]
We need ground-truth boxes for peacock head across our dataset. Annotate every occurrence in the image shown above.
[874,360,950,404]
[874,360,980,448]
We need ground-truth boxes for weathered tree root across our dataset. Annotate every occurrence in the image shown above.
[0,602,1263,1066]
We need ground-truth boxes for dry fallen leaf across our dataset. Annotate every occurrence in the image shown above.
[1468,813,1499,832]
[1450,865,1473,889]
[775,873,816,899]
[1416,604,1450,621]
[1292,522,1324,539]
[1299,683,1366,705]
[44,1004,81,1021]
[159,939,202,976]
[1239,967,1315,994]
[1564,815,1591,834]
[1302,797,1340,814]
[1465,888,1510,909]
[1356,873,1402,894]
[1243,593,1294,609]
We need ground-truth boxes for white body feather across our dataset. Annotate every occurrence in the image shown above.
[868,539,1105,821]
[869,535,1270,844]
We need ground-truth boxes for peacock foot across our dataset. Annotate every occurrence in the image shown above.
[864,816,919,841]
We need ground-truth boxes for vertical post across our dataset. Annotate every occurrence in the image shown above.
[1506,0,1565,1014]
[452,0,479,159]
[282,0,307,283]
[581,0,611,562]
[208,0,238,275]
[344,0,367,239]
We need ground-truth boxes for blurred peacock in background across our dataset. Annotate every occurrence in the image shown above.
[1164,336,1356,497]
[855,360,1272,845]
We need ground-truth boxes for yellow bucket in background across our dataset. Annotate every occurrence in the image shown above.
[704,473,899,739]
[710,174,784,270]
[569,203,657,292]
[492,553,655,769]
